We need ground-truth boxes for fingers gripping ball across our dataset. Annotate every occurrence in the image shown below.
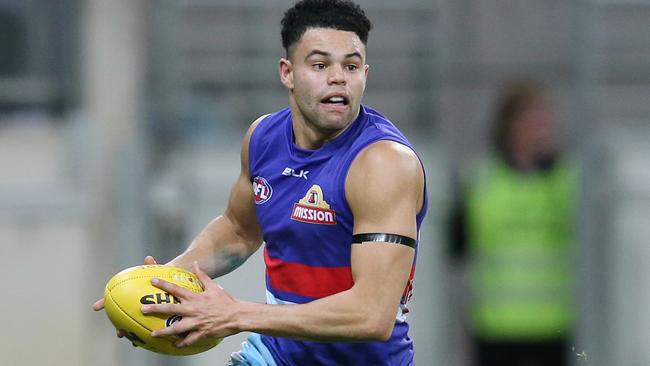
[103,264,222,355]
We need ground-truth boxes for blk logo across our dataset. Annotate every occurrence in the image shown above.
[282,167,309,180]
[253,176,273,204]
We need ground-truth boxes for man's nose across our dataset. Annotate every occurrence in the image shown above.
[327,65,346,85]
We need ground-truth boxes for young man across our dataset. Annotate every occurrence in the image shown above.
[94,1,427,364]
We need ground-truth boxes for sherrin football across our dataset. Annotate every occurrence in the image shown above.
[103,264,222,355]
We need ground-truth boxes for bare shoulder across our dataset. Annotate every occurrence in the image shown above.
[346,140,425,218]
[244,113,270,140]
[241,114,271,162]
[348,140,424,189]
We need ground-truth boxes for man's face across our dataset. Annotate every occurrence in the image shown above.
[280,28,369,135]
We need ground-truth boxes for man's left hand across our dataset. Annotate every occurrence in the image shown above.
[141,261,239,347]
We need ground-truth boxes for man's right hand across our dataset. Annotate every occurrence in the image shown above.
[92,256,158,338]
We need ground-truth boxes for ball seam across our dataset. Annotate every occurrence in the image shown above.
[107,291,154,333]
[107,274,203,292]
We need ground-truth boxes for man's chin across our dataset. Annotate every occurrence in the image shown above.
[320,115,355,131]
[320,106,359,125]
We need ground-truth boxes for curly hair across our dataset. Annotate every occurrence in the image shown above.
[281,0,373,57]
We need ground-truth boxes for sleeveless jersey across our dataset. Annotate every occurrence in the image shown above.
[248,105,428,366]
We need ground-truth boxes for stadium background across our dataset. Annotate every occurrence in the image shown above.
[0,0,649,365]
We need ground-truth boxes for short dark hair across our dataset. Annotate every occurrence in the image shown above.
[281,0,373,57]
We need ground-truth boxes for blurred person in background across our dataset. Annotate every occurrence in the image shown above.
[448,80,577,366]
[94,0,427,365]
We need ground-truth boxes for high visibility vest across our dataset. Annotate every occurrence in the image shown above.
[465,157,577,340]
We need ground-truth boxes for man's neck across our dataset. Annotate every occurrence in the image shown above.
[290,102,359,150]
[291,120,339,150]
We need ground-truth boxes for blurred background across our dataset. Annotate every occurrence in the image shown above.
[0,0,648,365]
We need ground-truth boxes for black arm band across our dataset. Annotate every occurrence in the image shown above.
[351,233,416,248]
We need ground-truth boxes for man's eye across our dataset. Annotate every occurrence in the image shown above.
[313,63,326,70]
[346,65,359,71]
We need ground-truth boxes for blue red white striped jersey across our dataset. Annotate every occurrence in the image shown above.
[248,105,428,366]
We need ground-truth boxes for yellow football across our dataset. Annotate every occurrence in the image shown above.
[103,264,222,355]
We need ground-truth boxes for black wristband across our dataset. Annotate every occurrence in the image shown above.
[351,233,416,248]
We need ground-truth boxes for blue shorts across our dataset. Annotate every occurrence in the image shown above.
[227,333,277,366]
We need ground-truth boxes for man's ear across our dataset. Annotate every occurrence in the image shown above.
[279,58,294,91]
[363,64,369,92]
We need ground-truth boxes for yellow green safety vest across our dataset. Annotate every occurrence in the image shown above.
[465,157,576,340]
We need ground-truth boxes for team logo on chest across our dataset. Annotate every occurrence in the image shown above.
[290,184,337,225]
[253,176,273,204]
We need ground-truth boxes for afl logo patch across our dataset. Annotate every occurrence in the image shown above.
[291,184,336,225]
[253,176,273,204]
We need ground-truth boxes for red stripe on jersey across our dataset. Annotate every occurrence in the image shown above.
[264,248,354,298]
[402,264,416,303]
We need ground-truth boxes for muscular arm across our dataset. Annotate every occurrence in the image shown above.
[93,116,265,315]
[167,116,266,278]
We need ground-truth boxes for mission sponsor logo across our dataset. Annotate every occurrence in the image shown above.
[290,184,336,225]
[253,176,273,204]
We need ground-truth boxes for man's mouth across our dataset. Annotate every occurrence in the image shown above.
[321,95,349,106]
